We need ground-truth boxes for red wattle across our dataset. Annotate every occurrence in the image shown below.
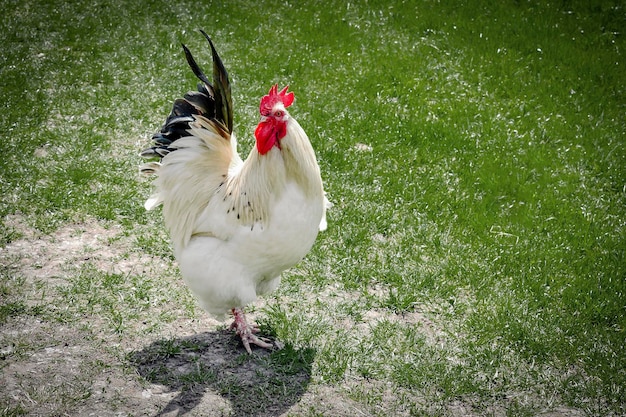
[254,120,277,155]
[254,119,287,155]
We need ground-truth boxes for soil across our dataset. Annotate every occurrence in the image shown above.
[0,216,367,416]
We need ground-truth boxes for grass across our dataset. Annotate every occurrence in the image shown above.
[1,0,625,416]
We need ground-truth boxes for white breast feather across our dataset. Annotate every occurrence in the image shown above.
[176,180,323,318]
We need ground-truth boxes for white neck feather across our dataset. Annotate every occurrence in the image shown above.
[220,117,323,227]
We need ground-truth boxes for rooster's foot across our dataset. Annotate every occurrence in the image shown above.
[230,308,273,354]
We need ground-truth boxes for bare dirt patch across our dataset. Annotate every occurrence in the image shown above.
[2,215,161,283]
[0,217,362,416]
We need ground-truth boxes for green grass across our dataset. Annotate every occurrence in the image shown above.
[1,0,625,416]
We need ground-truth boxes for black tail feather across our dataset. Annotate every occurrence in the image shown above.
[140,147,171,158]
[140,31,233,164]
[152,134,173,146]
[201,29,233,133]
[181,43,213,88]
[171,98,200,117]
[183,91,213,115]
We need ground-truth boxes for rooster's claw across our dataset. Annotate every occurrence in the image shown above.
[230,308,274,354]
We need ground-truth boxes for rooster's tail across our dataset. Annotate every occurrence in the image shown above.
[139,30,233,210]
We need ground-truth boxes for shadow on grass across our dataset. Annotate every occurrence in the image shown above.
[128,331,315,417]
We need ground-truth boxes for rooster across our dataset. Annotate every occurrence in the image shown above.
[140,31,328,353]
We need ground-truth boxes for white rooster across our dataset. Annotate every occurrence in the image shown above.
[140,31,328,353]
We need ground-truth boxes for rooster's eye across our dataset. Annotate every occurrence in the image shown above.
[274,110,284,118]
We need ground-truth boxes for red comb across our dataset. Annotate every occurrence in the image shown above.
[260,84,294,116]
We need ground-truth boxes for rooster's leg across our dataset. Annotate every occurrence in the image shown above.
[230,308,273,354]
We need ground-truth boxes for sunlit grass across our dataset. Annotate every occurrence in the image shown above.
[1,0,624,415]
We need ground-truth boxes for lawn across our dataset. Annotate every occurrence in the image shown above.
[1,0,624,416]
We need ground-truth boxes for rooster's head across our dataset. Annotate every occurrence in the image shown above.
[254,85,295,155]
